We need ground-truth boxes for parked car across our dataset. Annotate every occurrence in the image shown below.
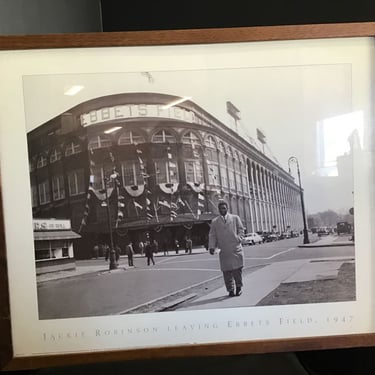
[261,232,278,242]
[242,233,263,246]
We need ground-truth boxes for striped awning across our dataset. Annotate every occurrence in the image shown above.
[34,230,81,241]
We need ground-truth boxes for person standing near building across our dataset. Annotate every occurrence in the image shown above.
[125,242,134,267]
[185,237,193,254]
[208,201,245,297]
[138,241,144,256]
[92,244,99,259]
[145,240,155,266]
[174,239,180,254]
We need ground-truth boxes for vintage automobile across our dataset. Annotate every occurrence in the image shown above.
[241,233,263,245]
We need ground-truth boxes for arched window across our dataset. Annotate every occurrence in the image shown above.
[50,148,62,163]
[36,154,47,169]
[182,131,200,146]
[65,141,82,156]
[88,135,112,150]
[218,141,225,153]
[152,129,176,143]
[204,135,216,149]
[118,130,145,145]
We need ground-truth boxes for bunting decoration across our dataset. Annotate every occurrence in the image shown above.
[159,182,179,194]
[116,182,126,228]
[197,192,205,216]
[187,181,205,193]
[78,186,93,233]
[125,184,145,197]
[177,196,186,207]
[159,200,171,209]
[146,195,154,221]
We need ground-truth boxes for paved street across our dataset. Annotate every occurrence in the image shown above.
[37,235,355,319]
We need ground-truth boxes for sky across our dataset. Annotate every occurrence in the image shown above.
[22,62,360,214]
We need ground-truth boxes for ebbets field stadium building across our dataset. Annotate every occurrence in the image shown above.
[28,93,303,258]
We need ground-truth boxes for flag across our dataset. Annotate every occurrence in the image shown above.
[198,193,205,201]
[198,202,204,208]
[136,148,142,155]
[118,202,125,208]
[177,197,186,207]
[146,198,151,206]
[134,201,143,210]
[167,152,172,159]
[168,161,176,168]
[197,209,202,215]
[101,202,107,207]
[159,200,170,208]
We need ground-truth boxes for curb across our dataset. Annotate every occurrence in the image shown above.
[298,242,354,248]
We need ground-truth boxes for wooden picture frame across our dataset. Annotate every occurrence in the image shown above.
[1,22,375,371]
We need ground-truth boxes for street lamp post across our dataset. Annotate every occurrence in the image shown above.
[288,156,310,244]
[91,173,118,271]
[103,177,118,270]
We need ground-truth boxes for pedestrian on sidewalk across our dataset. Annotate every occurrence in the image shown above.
[92,244,99,259]
[125,242,134,267]
[174,239,180,254]
[185,236,193,254]
[145,240,155,266]
[138,241,144,256]
[208,201,245,297]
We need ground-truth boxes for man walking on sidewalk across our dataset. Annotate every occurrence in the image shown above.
[209,201,245,297]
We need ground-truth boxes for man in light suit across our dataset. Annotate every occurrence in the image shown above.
[209,201,245,297]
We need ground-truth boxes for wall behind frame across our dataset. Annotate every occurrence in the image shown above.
[100,0,375,31]
[0,0,102,35]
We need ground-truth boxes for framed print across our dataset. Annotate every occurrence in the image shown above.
[1,22,375,370]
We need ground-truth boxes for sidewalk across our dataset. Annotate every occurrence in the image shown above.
[36,246,208,283]
[298,235,354,248]
[177,255,354,311]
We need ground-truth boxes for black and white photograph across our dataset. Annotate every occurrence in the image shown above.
[25,62,359,319]
[1,33,374,361]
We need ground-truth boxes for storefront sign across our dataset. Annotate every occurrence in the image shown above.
[80,104,198,127]
[33,219,71,231]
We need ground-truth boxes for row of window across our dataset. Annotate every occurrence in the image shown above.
[31,159,252,207]
[31,170,85,206]
[34,240,69,261]
[30,130,251,171]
